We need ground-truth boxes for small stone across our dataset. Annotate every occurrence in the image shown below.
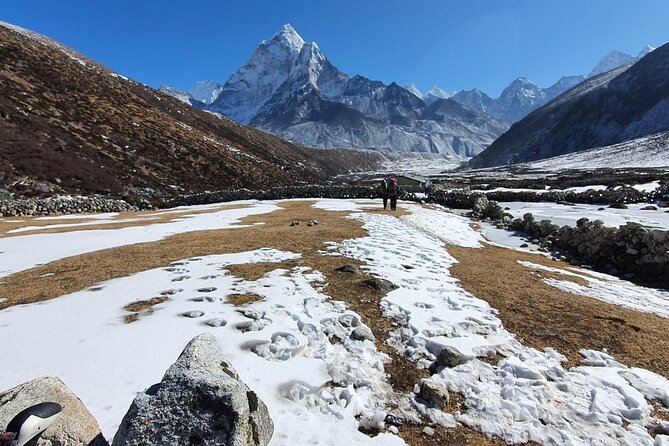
[436,346,464,368]
[388,426,399,435]
[307,220,318,226]
[351,325,375,342]
[336,264,359,274]
[362,278,398,293]
[422,427,435,436]
[417,379,449,407]
[640,205,657,211]
[290,220,300,226]
[520,243,529,248]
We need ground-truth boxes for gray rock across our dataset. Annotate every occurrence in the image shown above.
[436,346,464,368]
[336,264,359,274]
[290,220,300,226]
[113,333,273,446]
[0,376,108,446]
[417,379,449,407]
[362,278,398,293]
[640,205,658,211]
[350,325,375,342]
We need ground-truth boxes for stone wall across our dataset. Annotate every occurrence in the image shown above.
[160,185,383,208]
[511,213,669,287]
[0,196,139,217]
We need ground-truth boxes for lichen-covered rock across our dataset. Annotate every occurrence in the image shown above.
[112,333,273,446]
[0,376,108,446]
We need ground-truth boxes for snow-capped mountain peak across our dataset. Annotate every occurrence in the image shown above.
[269,23,305,54]
[588,50,636,78]
[638,44,656,58]
[404,83,422,98]
[190,80,224,104]
[426,85,453,99]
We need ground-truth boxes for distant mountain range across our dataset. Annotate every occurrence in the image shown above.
[163,25,656,157]
[0,22,379,200]
[411,45,655,124]
[162,25,509,158]
[466,42,669,169]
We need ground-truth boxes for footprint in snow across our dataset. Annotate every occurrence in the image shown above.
[171,275,191,282]
[250,332,302,361]
[181,310,205,318]
[199,275,219,280]
[190,296,221,303]
[160,288,183,296]
[204,318,227,327]
[197,287,217,293]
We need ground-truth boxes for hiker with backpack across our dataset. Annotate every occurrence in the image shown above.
[379,178,389,209]
[387,176,401,211]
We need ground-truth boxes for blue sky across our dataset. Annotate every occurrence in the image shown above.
[3,0,668,97]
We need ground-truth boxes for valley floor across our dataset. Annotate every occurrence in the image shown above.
[1,199,669,445]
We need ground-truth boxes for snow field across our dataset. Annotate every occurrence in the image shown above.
[0,247,403,445]
[501,201,669,230]
[0,200,278,278]
[519,261,669,319]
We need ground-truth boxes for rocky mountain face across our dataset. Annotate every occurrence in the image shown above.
[164,25,508,157]
[466,42,669,169]
[588,45,655,77]
[452,75,586,123]
[0,22,380,202]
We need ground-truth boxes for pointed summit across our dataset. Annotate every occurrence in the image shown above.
[404,83,422,98]
[638,44,656,58]
[270,23,305,53]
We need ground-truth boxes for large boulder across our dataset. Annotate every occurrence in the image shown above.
[112,333,273,446]
[0,376,108,446]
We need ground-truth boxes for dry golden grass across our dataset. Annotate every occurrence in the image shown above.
[123,296,169,323]
[226,262,291,282]
[226,293,264,306]
[450,243,669,376]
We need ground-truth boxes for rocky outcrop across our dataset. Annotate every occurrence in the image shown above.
[113,333,273,446]
[0,376,108,446]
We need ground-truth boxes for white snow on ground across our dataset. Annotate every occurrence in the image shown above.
[501,201,669,230]
[520,260,669,319]
[0,248,402,445]
[519,131,669,170]
[479,223,538,250]
[0,200,278,278]
[35,212,121,221]
[2,199,669,445]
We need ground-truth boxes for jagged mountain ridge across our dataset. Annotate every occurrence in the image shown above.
[443,45,653,123]
[466,42,669,169]
[0,22,381,200]
[163,25,508,157]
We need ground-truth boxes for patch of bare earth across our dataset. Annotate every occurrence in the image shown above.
[225,293,264,306]
[123,296,169,323]
[449,243,669,377]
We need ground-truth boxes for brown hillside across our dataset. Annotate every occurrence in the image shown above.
[0,24,380,201]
